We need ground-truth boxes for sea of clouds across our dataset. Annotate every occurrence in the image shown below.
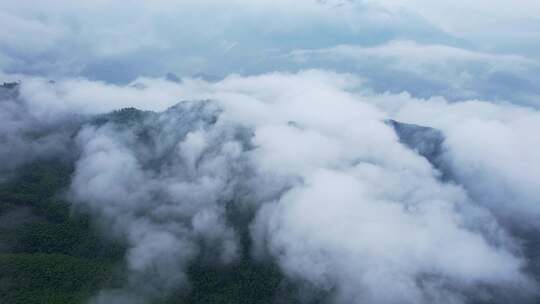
[1,71,539,303]
[1,0,539,303]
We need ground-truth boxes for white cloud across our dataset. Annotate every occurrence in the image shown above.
[372,0,540,44]
[368,92,540,229]
[2,68,539,303]
[0,0,450,80]
[2,0,540,301]
[2,0,538,105]
[290,41,540,107]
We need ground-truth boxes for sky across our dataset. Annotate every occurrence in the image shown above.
[1,0,539,106]
[1,1,540,304]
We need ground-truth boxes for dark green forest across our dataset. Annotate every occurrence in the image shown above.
[0,158,297,304]
[0,100,298,304]
[0,160,125,304]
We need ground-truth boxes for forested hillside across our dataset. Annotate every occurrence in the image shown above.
[0,160,125,304]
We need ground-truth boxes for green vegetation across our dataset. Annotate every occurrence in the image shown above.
[1,81,19,89]
[0,160,125,304]
[181,261,286,304]
[0,254,114,304]
[0,159,296,303]
[93,107,152,127]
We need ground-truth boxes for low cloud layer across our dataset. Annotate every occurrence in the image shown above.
[72,102,250,302]
[1,70,539,303]
[369,93,540,229]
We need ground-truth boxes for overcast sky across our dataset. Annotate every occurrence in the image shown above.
[1,0,539,102]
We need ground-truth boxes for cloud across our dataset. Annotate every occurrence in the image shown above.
[367,92,540,230]
[0,0,455,82]
[372,0,540,58]
[1,1,540,302]
[3,0,539,106]
[253,168,529,303]
[68,101,257,302]
[290,41,540,107]
[0,82,81,177]
[2,69,540,303]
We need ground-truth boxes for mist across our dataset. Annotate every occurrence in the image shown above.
[1,70,539,303]
[1,1,539,303]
